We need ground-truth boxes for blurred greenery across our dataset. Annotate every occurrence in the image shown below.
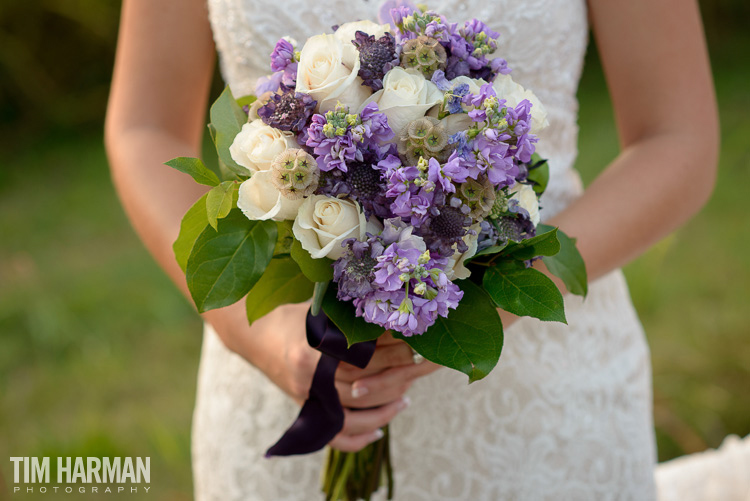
[1,1,749,500]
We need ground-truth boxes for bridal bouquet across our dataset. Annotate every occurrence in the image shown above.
[168,3,586,499]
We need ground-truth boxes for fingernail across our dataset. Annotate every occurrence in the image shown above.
[397,396,411,411]
[352,385,369,398]
[372,429,384,441]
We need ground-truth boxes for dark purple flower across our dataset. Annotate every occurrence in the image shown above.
[420,195,474,256]
[316,149,394,218]
[258,92,316,132]
[333,238,385,300]
[353,31,400,91]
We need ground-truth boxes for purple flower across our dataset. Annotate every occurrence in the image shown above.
[270,38,296,72]
[490,57,511,76]
[315,149,395,218]
[257,92,316,132]
[427,156,463,192]
[420,195,474,256]
[464,83,497,109]
[333,238,385,300]
[383,3,416,27]
[254,72,283,95]
[470,133,517,187]
[306,103,394,173]
[352,234,463,335]
[444,54,471,80]
[353,31,400,91]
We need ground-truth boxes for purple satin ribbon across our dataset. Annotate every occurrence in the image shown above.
[265,309,377,457]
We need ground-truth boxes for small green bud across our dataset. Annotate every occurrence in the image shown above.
[418,250,431,265]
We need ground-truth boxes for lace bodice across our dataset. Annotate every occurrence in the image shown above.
[192,1,659,500]
[207,0,589,220]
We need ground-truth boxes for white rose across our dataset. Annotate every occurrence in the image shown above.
[446,227,479,280]
[509,183,541,226]
[448,75,486,96]
[237,170,303,222]
[293,196,367,260]
[492,73,549,134]
[437,113,474,136]
[229,120,297,173]
[360,67,443,137]
[295,34,371,113]
[334,21,391,47]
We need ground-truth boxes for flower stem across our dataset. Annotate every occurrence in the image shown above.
[321,425,393,500]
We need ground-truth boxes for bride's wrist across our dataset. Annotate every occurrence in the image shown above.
[202,302,260,364]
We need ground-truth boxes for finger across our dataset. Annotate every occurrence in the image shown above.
[336,343,414,382]
[339,397,410,436]
[339,377,412,409]
[376,331,399,345]
[347,362,439,407]
[329,429,384,453]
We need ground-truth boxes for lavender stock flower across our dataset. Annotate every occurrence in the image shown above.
[350,232,463,336]
[270,38,296,72]
[306,103,394,172]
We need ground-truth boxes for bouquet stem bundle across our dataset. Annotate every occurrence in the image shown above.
[323,427,393,501]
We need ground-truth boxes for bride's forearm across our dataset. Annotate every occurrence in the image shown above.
[105,127,207,299]
[545,130,717,285]
[105,127,279,367]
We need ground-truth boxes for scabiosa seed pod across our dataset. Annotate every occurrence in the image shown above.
[457,176,496,220]
[397,116,450,164]
[400,36,447,79]
[270,149,320,199]
[353,31,400,92]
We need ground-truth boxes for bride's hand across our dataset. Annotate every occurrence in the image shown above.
[206,302,425,451]
[330,333,440,452]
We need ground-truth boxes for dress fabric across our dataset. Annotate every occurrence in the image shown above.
[193,0,659,499]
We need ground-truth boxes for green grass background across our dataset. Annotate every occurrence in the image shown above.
[1,6,749,500]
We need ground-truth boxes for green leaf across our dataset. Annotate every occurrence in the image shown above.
[526,154,549,195]
[393,280,503,383]
[290,238,334,282]
[470,242,509,261]
[165,157,220,186]
[206,180,238,230]
[245,257,314,325]
[209,87,250,178]
[174,193,209,272]
[538,224,588,297]
[503,227,561,260]
[483,261,566,323]
[274,220,295,257]
[236,95,257,108]
[186,210,277,313]
[311,281,329,316]
[321,286,384,346]
[468,228,559,263]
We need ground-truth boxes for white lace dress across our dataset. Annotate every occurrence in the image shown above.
[192,0,659,499]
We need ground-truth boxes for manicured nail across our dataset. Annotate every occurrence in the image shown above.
[352,385,369,398]
[372,429,384,441]
[397,396,411,411]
